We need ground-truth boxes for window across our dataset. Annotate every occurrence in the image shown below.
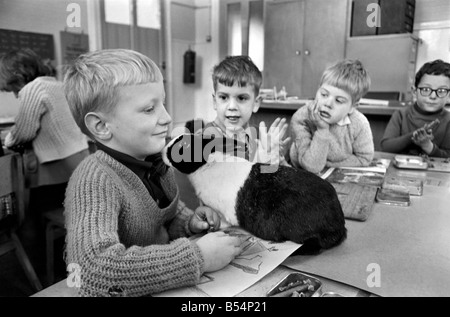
[220,0,264,70]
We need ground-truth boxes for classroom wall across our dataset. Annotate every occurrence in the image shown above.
[0,0,88,118]
[169,0,219,129]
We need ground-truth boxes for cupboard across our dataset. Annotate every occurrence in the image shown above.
[345,33,420,101]
[263,0,350,99]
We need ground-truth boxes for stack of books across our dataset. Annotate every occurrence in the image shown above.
[320,158,390,221]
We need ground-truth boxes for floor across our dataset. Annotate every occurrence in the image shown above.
[0,184,67,297]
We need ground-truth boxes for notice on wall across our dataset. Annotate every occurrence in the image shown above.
[60,31,89,66]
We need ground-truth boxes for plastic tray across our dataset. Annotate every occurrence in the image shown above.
[266,272,322,297]
[393,155,428,170]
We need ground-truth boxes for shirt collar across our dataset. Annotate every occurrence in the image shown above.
[95,142,167,180]
[336,115,351,126]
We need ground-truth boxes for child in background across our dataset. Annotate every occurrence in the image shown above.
[202,55,290,165]
[63,49,242,297]
[0,48,89,208]
[381,59,450,158]
[289,59,374,174]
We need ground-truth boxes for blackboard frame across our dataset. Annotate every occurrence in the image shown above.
[0,28,55,60]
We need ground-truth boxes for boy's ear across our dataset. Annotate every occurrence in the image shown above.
[212,93,216,110]
[85,112,112,141]
[252,95,262,113]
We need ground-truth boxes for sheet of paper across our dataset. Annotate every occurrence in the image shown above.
[154,227,301,297]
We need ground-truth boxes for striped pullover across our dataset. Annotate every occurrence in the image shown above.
[8,77,88,163]
[64,150,204,297]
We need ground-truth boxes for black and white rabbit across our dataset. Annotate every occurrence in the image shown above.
[162,133,347,254]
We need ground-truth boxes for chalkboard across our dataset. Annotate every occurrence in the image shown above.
[0,28,55,60]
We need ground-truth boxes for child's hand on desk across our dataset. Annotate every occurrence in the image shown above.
[189,206,221,233]
[196,231,243,272]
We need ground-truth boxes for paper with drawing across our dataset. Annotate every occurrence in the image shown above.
[154,227,301,297]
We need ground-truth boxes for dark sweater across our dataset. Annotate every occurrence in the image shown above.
[381,103,450,157]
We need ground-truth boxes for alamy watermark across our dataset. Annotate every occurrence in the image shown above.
[366,263,381,288]
[366,3,381,28]
[67,263,81,288]
[170,124,283,174]
[66,3,81,28]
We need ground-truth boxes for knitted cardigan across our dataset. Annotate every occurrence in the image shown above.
[289,102,374,174]
[8,77,88,163]
[380,103,450,158]
[64,150,204,297]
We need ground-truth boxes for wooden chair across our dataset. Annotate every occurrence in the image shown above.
[0,152,43,291]
[42,207,65,286]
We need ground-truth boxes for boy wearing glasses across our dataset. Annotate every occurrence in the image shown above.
[381,60,450,158]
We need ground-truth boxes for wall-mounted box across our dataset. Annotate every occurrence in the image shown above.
[378,0,415,35]
[346,34,420,102]
[351,0,416,36]
[351,0,378,36]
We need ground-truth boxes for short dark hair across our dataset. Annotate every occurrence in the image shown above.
[212,55,262,96]
[0,48,55,95]
[415,59,450,87]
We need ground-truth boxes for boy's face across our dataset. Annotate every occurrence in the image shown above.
[414,74,450,113]
[104,82,172,160]
[213,83,260,132]
[315,84,354,124]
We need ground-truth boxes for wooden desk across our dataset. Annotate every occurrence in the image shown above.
[284,152,450,297]
[35,152,447,297]
[32,265,373,297]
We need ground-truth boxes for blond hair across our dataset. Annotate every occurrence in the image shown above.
[63,49,163,137]
[320,59,371,104]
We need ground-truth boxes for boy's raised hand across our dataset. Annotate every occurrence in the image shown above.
[189,206,222,233]
[196,231,243,273]
[411,127,434,153]
[256,118,290,163]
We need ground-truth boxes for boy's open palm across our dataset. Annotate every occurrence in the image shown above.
[256,118,290,163]
[196,232,243,273]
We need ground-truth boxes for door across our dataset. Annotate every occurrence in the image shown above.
[263,0,305,98]
[219,0,265,70]
[301,0,348,97]
[263,0,349,99]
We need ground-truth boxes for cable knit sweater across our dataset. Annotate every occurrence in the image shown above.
[380,103,450,158]
[8,77,88,163]
[64,150,204,297]
[289,102,374,174]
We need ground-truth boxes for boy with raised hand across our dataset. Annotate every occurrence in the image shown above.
[381,59,450,158]
[203,55,290,166]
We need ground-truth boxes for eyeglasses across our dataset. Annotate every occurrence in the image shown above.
[416,87,450,98]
